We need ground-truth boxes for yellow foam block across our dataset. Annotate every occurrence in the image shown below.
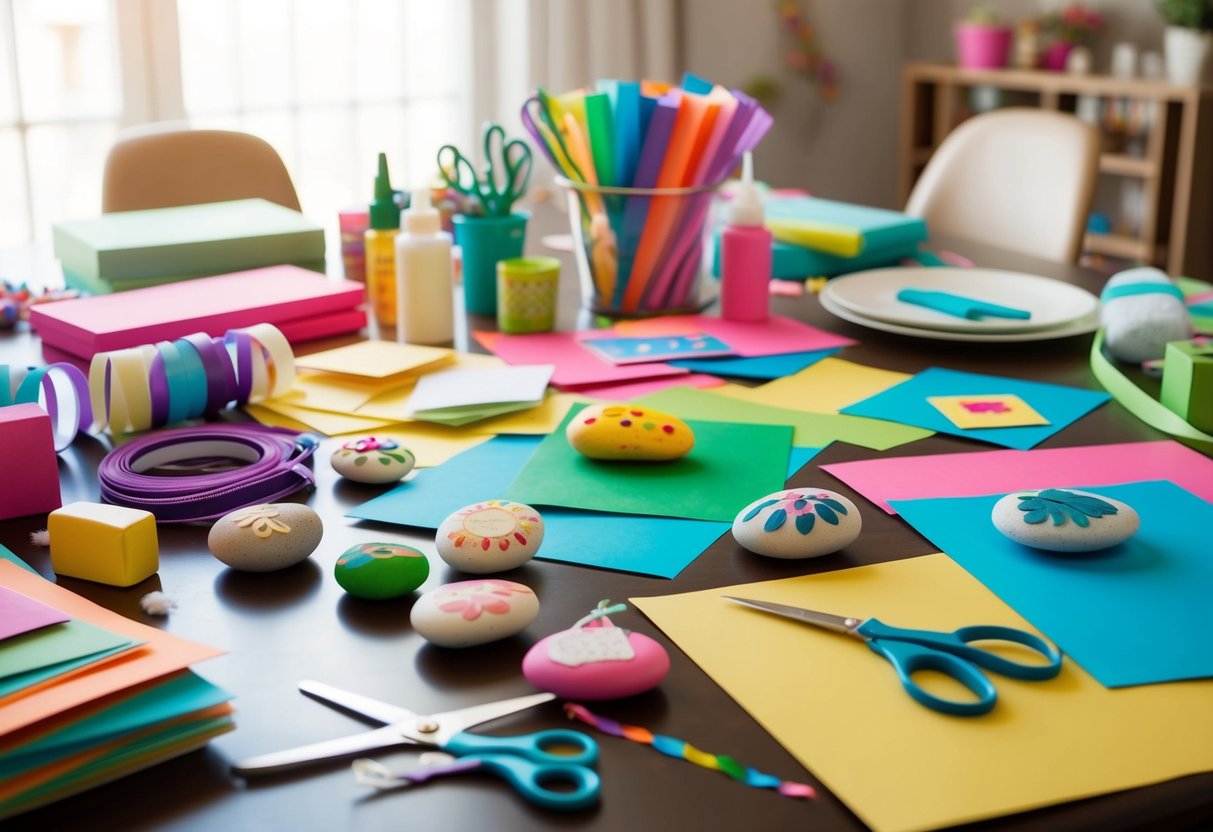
[49,502,158,587]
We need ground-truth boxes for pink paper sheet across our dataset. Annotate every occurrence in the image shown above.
[565,373,724,401]
[822,440,1213,514]
[585,314,855,357]
[474,331,688,389]
[0,586,69,641]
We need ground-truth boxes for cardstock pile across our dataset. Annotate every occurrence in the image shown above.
[0,551,230,820]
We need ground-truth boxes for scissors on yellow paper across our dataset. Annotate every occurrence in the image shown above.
[437,122,533,217]
[725,597,1063,716]
[232,680,599,810]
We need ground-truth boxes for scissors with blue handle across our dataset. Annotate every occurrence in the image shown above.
[724,597,1063,717]
[232,680,599,810]
[438,122,533,218]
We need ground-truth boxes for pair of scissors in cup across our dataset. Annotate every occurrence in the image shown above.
[437,122,533,217]
[725,598,1063,716]
[232,680,599,810]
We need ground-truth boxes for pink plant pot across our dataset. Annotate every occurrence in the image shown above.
[1043,41,1075,71]
[955,23,1013,69]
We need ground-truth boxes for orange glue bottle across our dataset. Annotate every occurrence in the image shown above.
[720,152,771,323]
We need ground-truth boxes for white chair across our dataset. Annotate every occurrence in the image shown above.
[905,108,1100,264]
[102,123,301,213]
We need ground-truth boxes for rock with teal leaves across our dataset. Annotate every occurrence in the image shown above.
[732,488,861,559]
[991,487,1139,552]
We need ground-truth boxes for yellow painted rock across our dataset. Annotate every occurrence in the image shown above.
[566,403,694,461]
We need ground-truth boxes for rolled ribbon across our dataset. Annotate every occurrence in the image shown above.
[90,324,296,435]
[98,423,319,523]
[0,362,92,452]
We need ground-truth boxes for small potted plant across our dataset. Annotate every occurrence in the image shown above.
[1157,0,1213,84]
[1041,3,1104,71]
[955,6,1014,69]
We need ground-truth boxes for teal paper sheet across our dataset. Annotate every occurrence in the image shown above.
[669,348,841,380]
[843,367,1110,449]
[891,480,1213,687]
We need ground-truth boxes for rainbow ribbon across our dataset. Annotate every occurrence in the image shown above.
[564,703,815,801]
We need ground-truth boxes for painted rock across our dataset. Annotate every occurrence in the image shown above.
[334,542,430,599]
[207,503,323,572]
[435,500,543,573]
[410,579,539,648]
[991,488,1139,552]
[566,403,694,461]
[523,619,670,701]
[732,488,861,559]
[330,436,415,484]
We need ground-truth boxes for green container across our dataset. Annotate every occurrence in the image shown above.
[497,257,560,334]
[453,212,528,315]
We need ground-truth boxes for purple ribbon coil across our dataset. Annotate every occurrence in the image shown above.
[98,423,318,523]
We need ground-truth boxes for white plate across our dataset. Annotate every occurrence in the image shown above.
[819,288,1100,343]
[823,267,1099,333]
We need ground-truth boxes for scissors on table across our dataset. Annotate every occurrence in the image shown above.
[437,122,533,217]
[232,680,599,810]
[724,597,1063,717]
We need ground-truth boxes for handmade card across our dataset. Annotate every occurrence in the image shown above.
[841,367,1110,449]
[505,405,792,522]
[404,365,554,426]
[892,480,1213,687]
[581,334,733,364]
[632,554,1213,832]
[668,348,840,380]
[821,440,1213,513]
[926,394,1050,429]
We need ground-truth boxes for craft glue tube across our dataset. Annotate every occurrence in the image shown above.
[395,188,454,345]
[720,152,772,323]
[366,153,402,330]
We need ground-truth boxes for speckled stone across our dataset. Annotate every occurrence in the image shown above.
[207,503,323,572]
[435,500,543,573]
[992,487,1139,552]
[566,404,693,461]
[334,542,429,599]
[330,436,416,484]
[410,579,539,648]
[732,488,861,559]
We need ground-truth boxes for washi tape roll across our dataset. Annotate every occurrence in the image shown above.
[89,323,297,435]
[0,362,92,452]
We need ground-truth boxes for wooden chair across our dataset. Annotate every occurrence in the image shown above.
[904,108,1100,264]
[102,124,301,213]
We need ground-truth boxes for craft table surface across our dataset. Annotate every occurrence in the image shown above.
[0,213,1208,832]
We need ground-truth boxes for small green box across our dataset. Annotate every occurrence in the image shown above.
[1160,339,1213,433]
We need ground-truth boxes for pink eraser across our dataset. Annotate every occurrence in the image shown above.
[0,403,62,520]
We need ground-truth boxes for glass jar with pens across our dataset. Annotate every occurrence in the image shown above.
[556,176,723,317]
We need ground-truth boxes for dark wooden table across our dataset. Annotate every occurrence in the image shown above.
[2,234,1210,832]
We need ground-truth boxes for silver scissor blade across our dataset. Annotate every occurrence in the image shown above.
[723,596,861,636]
[232,724,407,777]
[298,680,414,725]
[416,692,557,745]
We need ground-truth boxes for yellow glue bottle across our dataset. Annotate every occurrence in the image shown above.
[365,153,401,330]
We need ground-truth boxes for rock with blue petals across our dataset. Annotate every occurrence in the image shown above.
[991,488,1138,552]
[732,488,861,559]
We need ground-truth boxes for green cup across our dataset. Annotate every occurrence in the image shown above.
[453,212,528,315]
[497,257,560,334]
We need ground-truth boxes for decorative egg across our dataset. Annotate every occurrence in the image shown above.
[435,500,543,573]
[410,579,539,648]
[207,503,323,572]
[522,619,670,701]
[991,488,1139,552]
[334,542,429,599]
[566,403,694,461]
[330,436,415,484]
[732,488,861,559]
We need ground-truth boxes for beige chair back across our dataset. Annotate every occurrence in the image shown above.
[102,124,301,213]
[905,108,1099,264]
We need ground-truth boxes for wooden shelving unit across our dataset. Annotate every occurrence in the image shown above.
[899,62,1213,280]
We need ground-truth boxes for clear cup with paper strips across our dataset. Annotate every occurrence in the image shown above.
[557,177,722,318]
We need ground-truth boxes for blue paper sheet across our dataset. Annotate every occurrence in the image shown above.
[891,480,1213,687]
[842,367,1110,450]
[347,436,822,579]
[669,348,841,380]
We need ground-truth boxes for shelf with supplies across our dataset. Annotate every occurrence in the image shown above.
[898,62,1213,280]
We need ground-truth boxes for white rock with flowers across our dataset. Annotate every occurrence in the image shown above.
[207,503,323,572]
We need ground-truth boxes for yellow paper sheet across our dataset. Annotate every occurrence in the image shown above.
[273,372,411,413]
[244,402,401,436]
[718,357,912,413]
[294,340,454,379]
[472,392,588,435]
[632,554,1213,832]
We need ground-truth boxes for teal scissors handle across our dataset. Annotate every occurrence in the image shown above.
[864,638,998,716]
[464,752,600,811]
[437,144,488,204]
[483,123,532,215]
[444,728,598,767]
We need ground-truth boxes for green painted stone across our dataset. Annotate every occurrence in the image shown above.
[334,542,430,599]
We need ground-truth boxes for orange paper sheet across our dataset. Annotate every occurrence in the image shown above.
[0,561,223,736]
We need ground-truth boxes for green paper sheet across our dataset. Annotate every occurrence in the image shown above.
[0,620,135,681]
[506,404,793,522]
[411,400,539,426]
[635,386,932,451]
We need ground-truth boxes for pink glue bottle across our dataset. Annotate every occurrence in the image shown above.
[720,152,772,323]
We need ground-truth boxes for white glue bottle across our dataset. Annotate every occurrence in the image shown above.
[395,188,454,345]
